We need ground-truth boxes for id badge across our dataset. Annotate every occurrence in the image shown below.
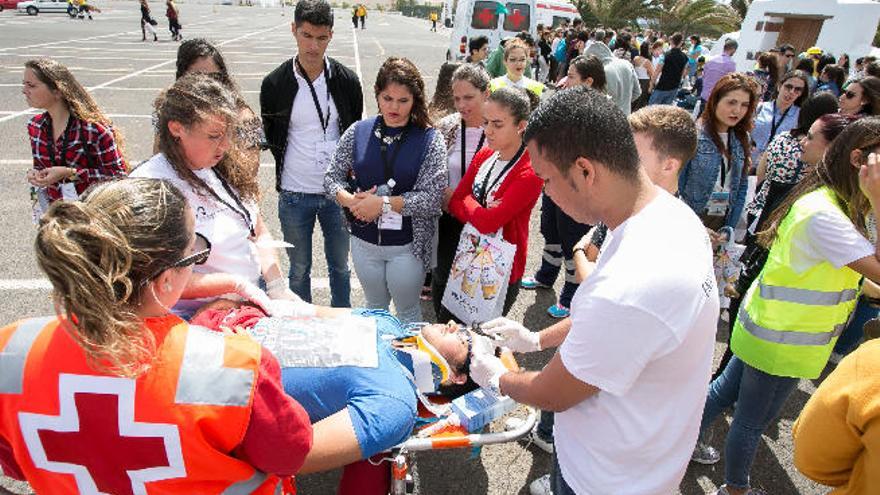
[379,211,403,230]
[314,140,338,175]
[706,191,730,217]
[60,182,78,201]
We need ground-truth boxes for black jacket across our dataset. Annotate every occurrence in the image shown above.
[260,57,363,191]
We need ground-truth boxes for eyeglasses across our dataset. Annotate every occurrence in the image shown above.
[842,90,858,99]
[144,233,211,284]
[782,83,805,93]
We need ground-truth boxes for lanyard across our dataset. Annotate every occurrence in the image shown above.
[295,57,331,136]
[210,169,256,238]
[459,120,485,179]
[375,118,409,188]
[720,133,733,189]
[46,115,73,169]
[768,101,791,145]
[476,144,525,205]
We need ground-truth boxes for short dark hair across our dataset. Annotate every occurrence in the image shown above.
[515,31,535,47]
[789,91,840,139]
[468,35,489,54]
[524,86,640,180]
[569,55,606,92]
[778,43,795,54]
[488,86,532,122]
[671,33,683,46]
[294,0,333,28]
[867,61,880,79]
[628,105,697,166]
[723,38,738,52]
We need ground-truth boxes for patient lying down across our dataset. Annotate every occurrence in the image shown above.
[191,300,491,477]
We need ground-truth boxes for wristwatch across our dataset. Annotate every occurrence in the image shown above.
[382,196,391,215]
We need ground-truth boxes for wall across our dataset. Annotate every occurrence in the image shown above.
[732,0,880,72]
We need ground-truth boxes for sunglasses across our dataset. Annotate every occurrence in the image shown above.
[144,233,211,283]
[843,90,858,99]
[782,83,805,93]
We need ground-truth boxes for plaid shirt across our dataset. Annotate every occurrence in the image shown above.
[27,113,127,202]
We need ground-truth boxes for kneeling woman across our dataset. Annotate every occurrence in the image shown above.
[445,86,543,317]
[132,74,297,318]
[0,178,312,493]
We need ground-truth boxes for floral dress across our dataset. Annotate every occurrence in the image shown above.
[747,132,805,218]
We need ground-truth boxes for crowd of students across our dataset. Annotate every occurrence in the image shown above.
[4,1,880,494]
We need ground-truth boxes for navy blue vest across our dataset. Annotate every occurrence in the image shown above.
[350,116,434,246]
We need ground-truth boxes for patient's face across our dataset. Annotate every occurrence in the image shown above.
[420,322,470,372]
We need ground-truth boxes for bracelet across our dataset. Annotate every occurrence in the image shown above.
[573,247,586,256]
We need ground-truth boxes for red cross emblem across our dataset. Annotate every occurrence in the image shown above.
[19,374,185,495]
[477,7,495,27]
[507,9,525,28]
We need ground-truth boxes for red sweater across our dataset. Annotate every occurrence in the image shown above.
[448,147,543,283]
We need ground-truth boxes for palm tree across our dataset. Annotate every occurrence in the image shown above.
[730,0,751,20]
[574,0,653,30]
[649,0,741,37]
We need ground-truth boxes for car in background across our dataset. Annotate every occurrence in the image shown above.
[17,0,75,15]
[0,0,21,12]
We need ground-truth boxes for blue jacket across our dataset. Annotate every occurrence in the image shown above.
[679,129,749,230]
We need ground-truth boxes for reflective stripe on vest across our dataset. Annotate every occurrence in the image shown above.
[222,471,282,495]
[738,304,846,346]
[0,317,53,394]
[759,282,858,306]
[175,325,255,406]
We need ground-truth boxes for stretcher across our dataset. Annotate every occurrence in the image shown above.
[383,351,538,495]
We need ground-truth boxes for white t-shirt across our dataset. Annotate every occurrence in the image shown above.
[556,189,719,494]
[130,154,261,313]
[446,126,484,189]
[788,209,874,273]
[281,60,341,193]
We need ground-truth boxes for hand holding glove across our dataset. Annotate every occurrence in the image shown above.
[469,351,509,396]
[480,317,541,353]
[232,277,274,316]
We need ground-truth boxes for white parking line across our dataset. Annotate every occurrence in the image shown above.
[351,23,362,82]
[0,277,358,290]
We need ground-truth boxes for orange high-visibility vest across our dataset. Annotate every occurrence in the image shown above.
[0,315,290,494]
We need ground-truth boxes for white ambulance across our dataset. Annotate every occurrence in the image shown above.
[534,0,579,29]
[445,0,538,61]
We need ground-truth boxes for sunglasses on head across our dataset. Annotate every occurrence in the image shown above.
[144,233,211,284]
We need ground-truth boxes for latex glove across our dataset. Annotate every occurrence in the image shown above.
[480,317,541,353]
[469,351,509,396]
[265,277,303,302]
[266,299,317,318]
[233,278,274,316]
[471,334,498,358]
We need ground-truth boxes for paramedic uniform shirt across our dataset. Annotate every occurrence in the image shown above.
[556,189,719,494]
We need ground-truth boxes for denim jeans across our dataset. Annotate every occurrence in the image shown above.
[536,410,554,443]
[278,191,351,307]
[648,88,678,105]
[533,194,590,308]
[350,236,425,323]
[699,355,799,489]
[550,452,577,495]
[834,295,877,355]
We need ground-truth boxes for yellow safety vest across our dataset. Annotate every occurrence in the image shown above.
[731,186,862,379]
[489,75,544,97]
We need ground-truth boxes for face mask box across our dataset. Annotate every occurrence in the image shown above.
[450,388,516,432]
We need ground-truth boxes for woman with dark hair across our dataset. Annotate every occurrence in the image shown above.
[795,56,818,92]
[751,70,810,165]
[174,37,234,87]
[753,52,781,101]
[140,0,158,42]
[839,76,880,116]
[325,57,447,323]
[631,41,654,110]
[679,73,759,240]
[133,74,301,318]
[23,59,127,211]
[564,54,607,91]
[817,64,846,97]
[694,118,880,495]
[428,61,461,121]
[446,86,542,317]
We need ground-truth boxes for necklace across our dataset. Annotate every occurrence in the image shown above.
[373,126,405,145]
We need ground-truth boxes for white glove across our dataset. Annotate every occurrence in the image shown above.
[265,299,317,318]
[265,277,304,302]
[233,278,274,316]
[469,351,509,396]
[480,317,541,353]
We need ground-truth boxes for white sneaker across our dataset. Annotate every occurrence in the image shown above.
[529,474,552,495]
[691,441,721,465]
[530,428,554,454]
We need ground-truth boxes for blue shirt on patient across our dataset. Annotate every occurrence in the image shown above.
[279,310,419,458]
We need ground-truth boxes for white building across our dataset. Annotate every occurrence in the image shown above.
[729,0,880,71]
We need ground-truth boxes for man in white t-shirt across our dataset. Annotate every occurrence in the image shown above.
[261,0,363,307]
[470,87,719,494]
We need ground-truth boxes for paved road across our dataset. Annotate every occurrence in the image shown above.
[0,3,828,494]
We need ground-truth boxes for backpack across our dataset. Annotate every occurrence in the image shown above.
[554,39,567,62]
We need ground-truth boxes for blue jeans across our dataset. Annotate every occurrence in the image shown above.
[648,88,678,105]
[550,452,577,495]
[350,236,425,323]
[533,194,590,308]
[536,410,554,443]
[278,191,351,307]
[834,295,877,355]
[699,355,799,489]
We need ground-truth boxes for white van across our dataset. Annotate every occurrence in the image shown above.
[535,0,579,29]
[445,0,538,61]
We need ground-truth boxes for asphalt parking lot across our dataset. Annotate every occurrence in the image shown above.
[0,3,830,494]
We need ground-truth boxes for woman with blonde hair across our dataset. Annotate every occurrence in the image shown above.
[0,178,313,492]
[23,58,127,212]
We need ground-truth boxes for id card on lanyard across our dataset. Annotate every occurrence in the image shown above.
[377,120,409,231]
[296,58,338,176]
[707,133,734,217]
